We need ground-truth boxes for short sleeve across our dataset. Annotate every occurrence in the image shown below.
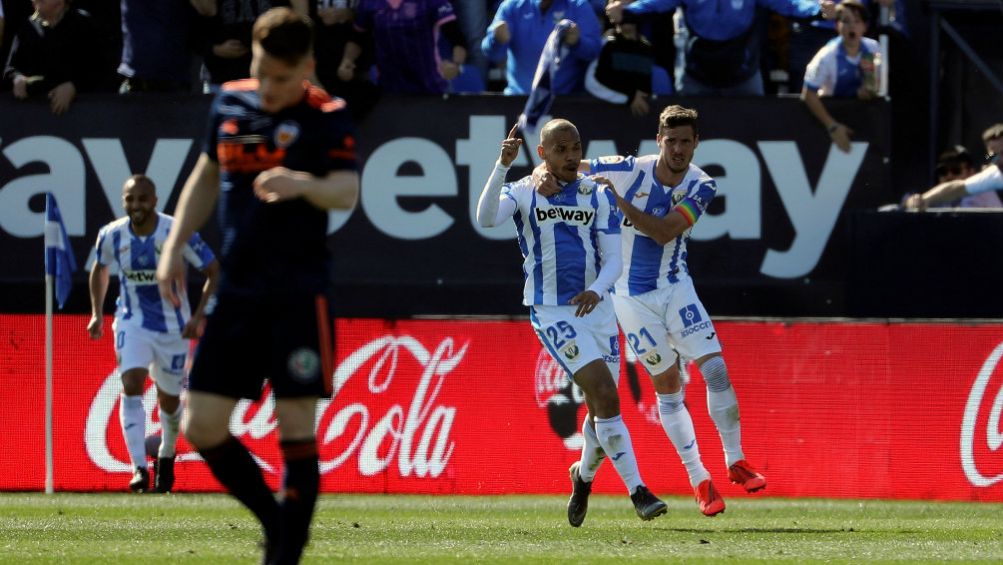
[675,179,716,226]
[596,186,621,235]
[318,103,359,173]
[964,165,1003,196]
[202,91,225,162]
[803,49,831,93]
[182,231,215,270]
[432,0,457,24]
[94,226,114,266]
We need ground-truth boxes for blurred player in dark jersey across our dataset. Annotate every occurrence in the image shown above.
[157,7,359,564]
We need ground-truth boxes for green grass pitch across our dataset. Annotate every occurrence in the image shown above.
[2,493,1002,563]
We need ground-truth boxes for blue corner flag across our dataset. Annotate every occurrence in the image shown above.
[44,193,77,309]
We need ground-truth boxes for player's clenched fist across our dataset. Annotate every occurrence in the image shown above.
[499,124,523,167]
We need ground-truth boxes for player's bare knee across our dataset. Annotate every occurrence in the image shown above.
[699,354,730,392]
[157,389,181,414]
[651,365,683,393]
[120,368,147,395]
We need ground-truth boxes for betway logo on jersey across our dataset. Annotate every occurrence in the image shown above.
[123,270,157,283]
[534,206,594,226]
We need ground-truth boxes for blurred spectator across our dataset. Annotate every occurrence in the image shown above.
[904,124,1003,211]
[607,0,834,97]
[196,0,301,90]
[786,0,870,93]
[584,13,658,116]
[118,0,206,93]
[481,0,601,95]
[4,0,115,114]
[311,0,379,119]
[799,0,879,153]
[340,0,467,95]
[930,146,1002,208]
[451,0,489,89]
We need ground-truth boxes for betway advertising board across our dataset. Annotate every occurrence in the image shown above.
[2,315,1001,501]
[0,95,890,316]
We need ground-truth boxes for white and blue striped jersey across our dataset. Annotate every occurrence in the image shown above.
[803,36,881,98]
[589,155,716,296]
[95,212,215,334]
[501,174,621,306]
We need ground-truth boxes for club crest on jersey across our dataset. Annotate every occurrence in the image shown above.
[671,188,687,206]
[287,347,320,383]
[534,206,594,226]
[275,121,300,148]
[562,342,580,361]
[577,182,593,195]
[598,155,624,165]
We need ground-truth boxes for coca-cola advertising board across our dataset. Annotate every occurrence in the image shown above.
[2,314,1002,501]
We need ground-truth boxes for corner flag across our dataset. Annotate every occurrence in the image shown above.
[45,193,77,309]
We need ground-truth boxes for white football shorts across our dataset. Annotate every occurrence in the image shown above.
[112,319,189,396]
[612,276,721,377]
[530,299,621,384]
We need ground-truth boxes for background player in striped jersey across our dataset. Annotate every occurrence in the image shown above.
[477,119,667,527]
[535,105,767,517]
[158,8,359,564]
[88,174,219,493]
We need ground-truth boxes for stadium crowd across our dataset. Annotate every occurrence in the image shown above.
[1,0,903,108]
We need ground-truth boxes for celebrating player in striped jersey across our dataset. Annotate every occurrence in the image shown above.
[478,119,667,527]
[88,174,219,493]
[536,105,767,518]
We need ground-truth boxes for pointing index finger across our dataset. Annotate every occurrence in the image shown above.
[508,124,520,140]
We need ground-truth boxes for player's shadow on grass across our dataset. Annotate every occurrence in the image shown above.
[658,527,853,534]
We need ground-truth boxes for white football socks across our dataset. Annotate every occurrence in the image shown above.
[707,386,744,467]
[594,414,643,493]
[577,416,606,482]
[158,404,183,458]
[657,391,710,487]
[119,394,147,469]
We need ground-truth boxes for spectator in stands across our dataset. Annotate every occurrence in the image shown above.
[4,0,114,114]
[905,124,1003,211]
[930,146,1002,208]
[1,3,6,59]
[118,1,209,93]
[799,0,879,153]
[311,0,379,118]
[584,11,657,116]
[339,0,467,95]
[196,1,306,90]
[451,0,489,91]
[482,0,601,95]
[787,0,872,93]
[606,0,834,97]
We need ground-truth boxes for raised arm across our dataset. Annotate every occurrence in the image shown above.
[477,124,522,227]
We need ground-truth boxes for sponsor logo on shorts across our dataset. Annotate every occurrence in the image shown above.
[123,270,157,283]
[680,304,713,338]
[287,348,320,383]
[644,352,662,366]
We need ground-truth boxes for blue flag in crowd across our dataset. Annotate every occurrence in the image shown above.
[518,19,573,135]
[45,193,77,309]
